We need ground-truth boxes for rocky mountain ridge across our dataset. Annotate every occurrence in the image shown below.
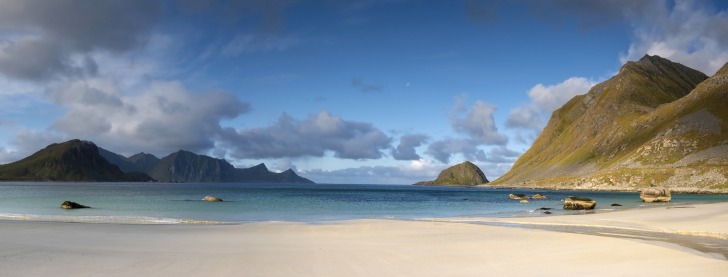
[0,139,314,183]
[100,147,314,184]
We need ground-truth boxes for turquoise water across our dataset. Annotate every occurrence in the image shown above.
[1,182,727,224]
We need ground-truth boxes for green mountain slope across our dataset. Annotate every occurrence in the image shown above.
[415,161,489,186]
[0,140,153,182]
[493,55,728,192]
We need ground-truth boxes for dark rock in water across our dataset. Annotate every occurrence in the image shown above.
[61,201,90,209]
[611,203,623,207]
[543,211,552,214]
[536,207,552,210]
[202,195,223,202]
[508,193,529,200]
[640,187,671,202]
[563,196,596,210]
[531,193,547,199]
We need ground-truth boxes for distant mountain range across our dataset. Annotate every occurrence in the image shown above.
[491,55,728,193]
[0,139,314,183]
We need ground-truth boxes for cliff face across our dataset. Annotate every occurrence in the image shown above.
[492,55,728,192]
[416,161,489,186]
[0,140,153,182]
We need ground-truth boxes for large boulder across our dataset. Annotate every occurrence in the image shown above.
[640,187,671,202]
[202,195,223,202]
[60,201,90,209]
[531,193,547,199]
[508,193,529,200]
[563,196,596,210]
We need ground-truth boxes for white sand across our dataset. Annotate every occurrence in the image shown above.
[1,203,727,276]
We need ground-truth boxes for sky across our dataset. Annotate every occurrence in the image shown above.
[0,0,727,184]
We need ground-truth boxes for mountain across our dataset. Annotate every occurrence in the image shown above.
[0,140,153,182]
[415,161,489,186]
[492,55,728,192]
[145,150,238,182]
[100,148,314,183]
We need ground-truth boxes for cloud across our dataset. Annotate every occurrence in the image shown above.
[301,159,445,184]
[486,146,521,163]
[425,139,487,164]
[48,79,250,156]
[0,0,161,80]
[424,98,509,164]
[392,134,428,160]
[351,78,383,93]
[507,77,595,131]
[220,111,392,160]
[0,129,67,163]
[271,159,298,172]
[451,99,508,145]
[533,0,728,75]
[620,0,728,75]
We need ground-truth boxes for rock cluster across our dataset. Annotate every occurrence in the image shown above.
[508,193,548,200]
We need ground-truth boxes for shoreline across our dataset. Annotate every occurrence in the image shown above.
[1,203,727,276]
[480,184,728,194]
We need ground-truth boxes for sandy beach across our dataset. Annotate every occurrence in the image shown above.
[1,203,728,276]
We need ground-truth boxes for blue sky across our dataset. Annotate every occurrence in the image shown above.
[0,0,727,184]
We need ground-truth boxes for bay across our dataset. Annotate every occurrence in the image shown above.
[1,182,727,224]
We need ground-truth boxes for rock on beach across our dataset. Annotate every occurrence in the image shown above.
[640,187,671,203]
[563,196,596,210]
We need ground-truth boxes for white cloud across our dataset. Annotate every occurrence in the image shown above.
[301,159,446,184]
[451,98,508,145]
[546,0,728,75]
[425,97,509,164]
[528,77,595,111]
[507,77,595,132]
[425,138,487,164]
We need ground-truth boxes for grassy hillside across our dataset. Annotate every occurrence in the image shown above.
[0,139,152,182]
[492,55,728,192]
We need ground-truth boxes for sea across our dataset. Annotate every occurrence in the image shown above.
[1,182,727,224]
